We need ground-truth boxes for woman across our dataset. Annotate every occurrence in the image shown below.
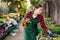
[6,15,18,36]
[23,4,53,40]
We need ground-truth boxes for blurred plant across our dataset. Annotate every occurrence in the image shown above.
[0,2,9,14]
[30,0,43,5]
[38,23,60,35]
[13,15,20,21]
[20,1,27,16]
[2,0,27,16]
[44,18,51,23]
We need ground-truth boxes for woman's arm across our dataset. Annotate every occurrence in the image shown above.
[37,14,53,37]
[37,14,48,32]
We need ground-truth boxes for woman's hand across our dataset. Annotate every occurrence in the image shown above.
[47,30,53,37]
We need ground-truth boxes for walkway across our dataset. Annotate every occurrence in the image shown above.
[4,19,24,40]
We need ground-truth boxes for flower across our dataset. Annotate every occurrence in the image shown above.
[23,22,27,26]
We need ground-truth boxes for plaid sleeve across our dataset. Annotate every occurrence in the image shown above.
[24,11,31,19]
[37,14,48,32]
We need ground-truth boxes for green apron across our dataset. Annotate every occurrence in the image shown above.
[24,13,39,40]
[8,24,17,33]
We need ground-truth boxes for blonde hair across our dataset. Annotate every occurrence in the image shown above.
[7,14,13,18]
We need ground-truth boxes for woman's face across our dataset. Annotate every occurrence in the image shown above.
[34,7,43,15]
